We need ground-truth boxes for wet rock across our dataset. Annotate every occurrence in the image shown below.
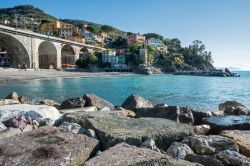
[84,143,198,166]
[0,122,7,131]
[0,126,99,165]
[178,108,194,125]
[219,101,245,111]
[0,99,20,106]
[189,135,238,155]
[204,115,250,134]
[0,127,22,139]
[185,154,224,166]
[217,150,250,166]
[220,130,250,157]
[121,95,153,111]
[3,115,28,130]
[86,129,98,139]
[83,93,115,110]
[5,91,18,100]
[59,122,86,134]
[167,142,194,160]
[191,109,212,125]
[194,125,211,135]
[60,97,85,109]
[81,116,194,151]
[224,106,250,115]
[38,99,60,107]
[18,96,32,104]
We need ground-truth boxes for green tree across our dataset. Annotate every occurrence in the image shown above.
[88,54,98,64]
[100,25,115,33]
[147,45,154,62]
[86,25,98,33]
[144,33,164,41]
[112,37,127,49]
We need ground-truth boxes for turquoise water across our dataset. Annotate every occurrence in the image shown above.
[0,71,249,111]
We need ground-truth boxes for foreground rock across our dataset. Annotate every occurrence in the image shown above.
[184,135,238,156]
[84,143,198,166]
[194,125,211,135]
[224,106,250,115]
[0,104,61,123]
[204,115,250,134]
[190,109,213,125]
[121,95,153,111]
[0,99,20,106]
[57,109,136,126]
[60,97,85,109]
[217,150,250,166]
[185,154,224,166]
[70,113,194,151]
[0,126,99,165]
[221,130,250,157]
[83,93,115,110]
[0,122,6,131]
[167,142,194,160]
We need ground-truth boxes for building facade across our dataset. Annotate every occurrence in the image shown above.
[127,33,146,45]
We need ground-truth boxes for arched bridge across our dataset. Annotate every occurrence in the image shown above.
[0,24,106,69]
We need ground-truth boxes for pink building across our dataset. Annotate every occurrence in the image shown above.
[127,33,146,45]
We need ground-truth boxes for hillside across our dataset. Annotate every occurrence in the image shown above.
[0,5,56,21]
[0,5,127,38]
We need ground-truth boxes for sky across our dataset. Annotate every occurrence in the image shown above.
[1,0,250,70]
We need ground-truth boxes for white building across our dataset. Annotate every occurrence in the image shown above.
[59,29,73,38]
[147,38,163,47]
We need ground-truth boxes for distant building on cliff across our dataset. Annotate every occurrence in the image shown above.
[127,33,146,45]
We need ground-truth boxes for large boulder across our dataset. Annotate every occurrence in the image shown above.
[219,101,245,111]
[56,110,134,127]
[60,97,85,110]
[184,135,239,155]
[135,106,180,121]
[190,109,212,125]
[84,143,198,166]
[121,95,153,111]
[3,115,29,129]
[5,91,19,100]
[0,122,7,131]
[185,154,224,166]
[83,93,115,110]
[80,116,194,151]
[0,104,62,123]
[0,99,20,106]
[135,106,194,125]
[167,142,194,160]
[0,126,99,165]
[204,115,250,134]
[224,106,250,115]
[0,127,22,139]
[194,125,211,135]
[217,150,250,166]
[220,130,250,157]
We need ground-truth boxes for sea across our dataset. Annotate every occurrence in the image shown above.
[0,71,250,111]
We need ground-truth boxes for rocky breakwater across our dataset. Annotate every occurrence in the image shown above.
[0,92,249,165]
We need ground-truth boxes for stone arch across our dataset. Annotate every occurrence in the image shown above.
[38,41,57,69]
[61,45,75,67]
[0,32,30,68]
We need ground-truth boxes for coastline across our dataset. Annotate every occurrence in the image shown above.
[0,69,137,84]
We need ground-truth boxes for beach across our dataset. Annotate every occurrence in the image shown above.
[0,68,135,83]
